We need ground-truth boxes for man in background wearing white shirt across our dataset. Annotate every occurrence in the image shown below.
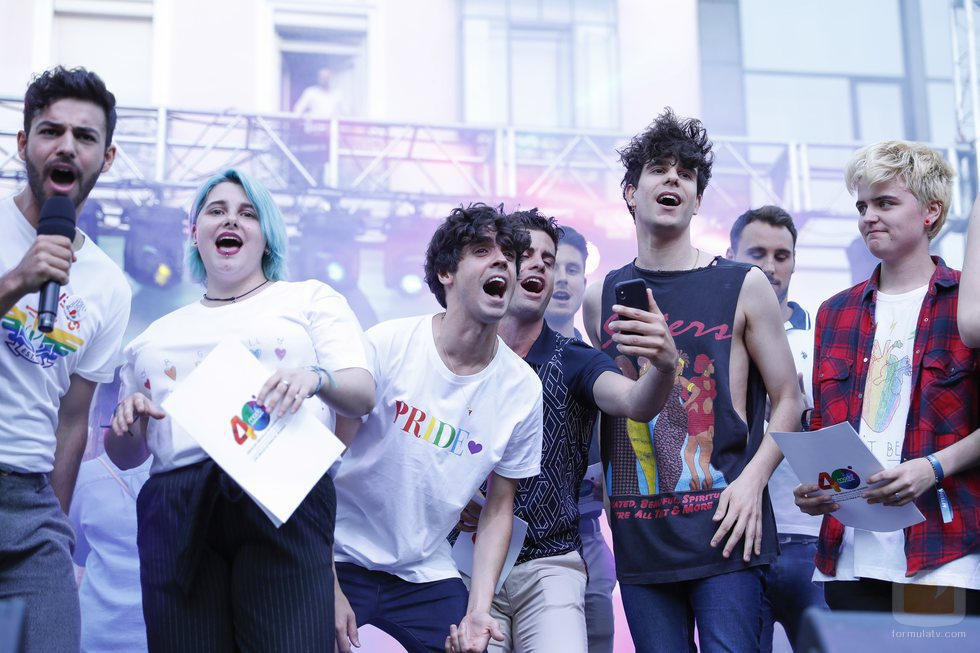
[728,205,825,651]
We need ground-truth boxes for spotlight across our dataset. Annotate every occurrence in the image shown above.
[384,216,429,297]
[295,207,362,291]
[122,205,185,288]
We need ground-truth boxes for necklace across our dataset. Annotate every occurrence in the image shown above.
[203,279,269,303]
[436,315,497,416]
[690,248,701,269]
[649,248,702,272]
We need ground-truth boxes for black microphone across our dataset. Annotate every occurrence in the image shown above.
[36,196,76,333]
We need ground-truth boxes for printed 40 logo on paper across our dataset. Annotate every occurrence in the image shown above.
[231,399,271,445]
[818,466,861,493]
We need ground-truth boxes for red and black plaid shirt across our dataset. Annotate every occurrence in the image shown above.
[811,258,980,577]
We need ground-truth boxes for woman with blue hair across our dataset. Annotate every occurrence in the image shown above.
[106,169,375,652]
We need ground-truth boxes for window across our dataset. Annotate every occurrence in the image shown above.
[461,0,619,129]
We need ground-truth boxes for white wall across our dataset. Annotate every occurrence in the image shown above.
[618,0,701,132]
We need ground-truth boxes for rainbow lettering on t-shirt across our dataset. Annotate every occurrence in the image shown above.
[817,466,861,493]
[2,304,84,367]
[393,399,481,456]
[231,400,271,445]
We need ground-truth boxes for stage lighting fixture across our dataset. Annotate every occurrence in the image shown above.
[295,208,362,291]
[122,205,185,289]
[383,216,429,297]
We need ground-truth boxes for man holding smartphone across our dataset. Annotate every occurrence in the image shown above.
[582,109,803,652]
[458,210,677,652]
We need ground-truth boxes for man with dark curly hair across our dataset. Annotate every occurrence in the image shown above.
[332,204,544,653]
[583,109,803,652]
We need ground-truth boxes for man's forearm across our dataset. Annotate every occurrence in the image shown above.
[742,434,784,483]
[748,391,804,481]
[960,205,980,347]
[51,422,87,512]
[0,270,26,319]
[935,427,980,479]
[467,502,512,613]
[624,364,675,422]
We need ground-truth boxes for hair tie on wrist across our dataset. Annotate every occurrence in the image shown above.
[305,365,336,398]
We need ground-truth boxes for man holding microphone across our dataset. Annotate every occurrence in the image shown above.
[0,67,131,653]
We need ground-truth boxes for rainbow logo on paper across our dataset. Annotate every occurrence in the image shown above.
[817,466,861,493]
[231,399,271,445]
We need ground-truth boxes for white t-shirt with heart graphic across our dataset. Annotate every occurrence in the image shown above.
[333,314,544,583]
[119,280,369,475]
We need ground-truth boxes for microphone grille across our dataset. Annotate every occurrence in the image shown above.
[37,196,77,239]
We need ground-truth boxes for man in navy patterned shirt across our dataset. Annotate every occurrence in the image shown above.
[459,209,678,652]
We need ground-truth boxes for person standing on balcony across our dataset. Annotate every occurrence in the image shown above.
[292,67,345,186]
[294,67,345,122]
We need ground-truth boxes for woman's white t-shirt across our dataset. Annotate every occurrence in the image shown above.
[120,280,369,475]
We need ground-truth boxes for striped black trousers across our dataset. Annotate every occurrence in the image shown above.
[137,461,335,652]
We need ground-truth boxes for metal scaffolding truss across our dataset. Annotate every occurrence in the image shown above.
[951,0,980,151]
[0,97,969,229]
[949,0,980,217]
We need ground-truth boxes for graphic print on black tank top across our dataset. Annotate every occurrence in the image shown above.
[598,258,776,584]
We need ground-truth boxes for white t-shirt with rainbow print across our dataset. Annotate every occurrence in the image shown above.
[0,195,130,473]
[333,314,544,583]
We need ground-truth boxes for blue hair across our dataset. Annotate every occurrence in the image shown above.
[186,169,288,283]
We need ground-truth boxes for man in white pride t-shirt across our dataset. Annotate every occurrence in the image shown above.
[796,140,980,616]
[332,204,544,653]
[0,67,131,653]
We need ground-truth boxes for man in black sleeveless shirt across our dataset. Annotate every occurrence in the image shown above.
[582,109,804,652]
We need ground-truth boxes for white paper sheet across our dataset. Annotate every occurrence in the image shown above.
[162,339,345,527]
[771,422,925,532]
[451,493,529,594]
